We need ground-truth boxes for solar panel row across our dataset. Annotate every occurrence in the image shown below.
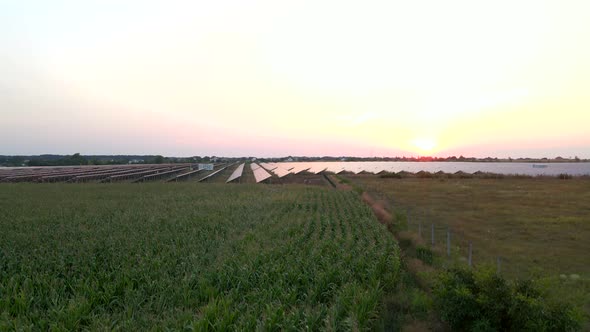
[259,163,277,171]
[0,161,384,185]
[42,167,140,183]
[134,166,191,183]
[198,163,235,182]
[167,169,203,182]
[0,164,192,183]
[105,166,179,182]
[250,163,272,183]
[71,167,155,183]
[226,163,245,183]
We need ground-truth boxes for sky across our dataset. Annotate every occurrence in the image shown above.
[1,0,590,158]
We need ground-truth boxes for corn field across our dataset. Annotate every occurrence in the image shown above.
[0,183,400,330]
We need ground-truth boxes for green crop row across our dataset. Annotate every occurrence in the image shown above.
[0,183,400,330]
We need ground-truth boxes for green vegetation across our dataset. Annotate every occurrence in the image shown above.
[333,174,364,194]
[434,267,583,331]
[415,246,434,266]
[27,153,90,166]
[0,183,400,330]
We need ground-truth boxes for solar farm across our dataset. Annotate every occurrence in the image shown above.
[3,161,589,184]
[0,162,328,185]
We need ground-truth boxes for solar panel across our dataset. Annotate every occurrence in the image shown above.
[226,163,245,183]
[352,167,364,174]
[250,163,272,183]
[331,168,345,174]
[260,163,278,171]
[167,169,202,182]
[307,165,327,174]
[289,165,311,174]
[72,167,153,182]
[135,166,190,182]
[108,166,173,182]
[371,166,385,174]
[271,166,291,178]
[40,168,121,182]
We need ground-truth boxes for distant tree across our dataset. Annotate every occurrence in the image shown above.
[69,153,88,165]
[152,155,165,164]
[27,159,42,166]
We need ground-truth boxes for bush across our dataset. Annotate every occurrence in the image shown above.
[379,172,402,179]
[409,288,433,318]
[416,171,433,179]
[433,267,583,331]
[415,246,434,265]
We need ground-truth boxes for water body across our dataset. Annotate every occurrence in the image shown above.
[273,161,590,176]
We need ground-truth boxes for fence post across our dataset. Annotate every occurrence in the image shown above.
[418,220,422,238]
[418,209,422,237]
[431,223,435,246]
[468,242,473,267]
[447,228,451,257]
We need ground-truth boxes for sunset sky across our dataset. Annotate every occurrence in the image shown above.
[2,0,589,158]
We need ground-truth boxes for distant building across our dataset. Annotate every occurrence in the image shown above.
[129,159,144,164]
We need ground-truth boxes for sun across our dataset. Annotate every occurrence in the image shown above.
[412,138,438,154]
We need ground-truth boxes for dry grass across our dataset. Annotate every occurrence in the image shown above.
[346,175,590,319]
[349,176,590,276]
[361,192,393,225]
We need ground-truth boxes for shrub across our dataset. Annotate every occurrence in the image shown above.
[409,288,433,318]
[379,172,402,179]
[416,171,433,179]
[415,246,434,265]
[433,267,583,331]
[434,268,480,330]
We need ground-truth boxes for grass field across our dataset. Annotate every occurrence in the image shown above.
[0,183,400,330]
[344,175,590,318]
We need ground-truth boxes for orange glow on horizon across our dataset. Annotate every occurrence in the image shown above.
[411,138,438,155]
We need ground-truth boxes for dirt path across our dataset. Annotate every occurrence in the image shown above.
[240,163,256,184]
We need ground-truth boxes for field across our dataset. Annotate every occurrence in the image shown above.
[343,175,590,317]
[0,183,400,330]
